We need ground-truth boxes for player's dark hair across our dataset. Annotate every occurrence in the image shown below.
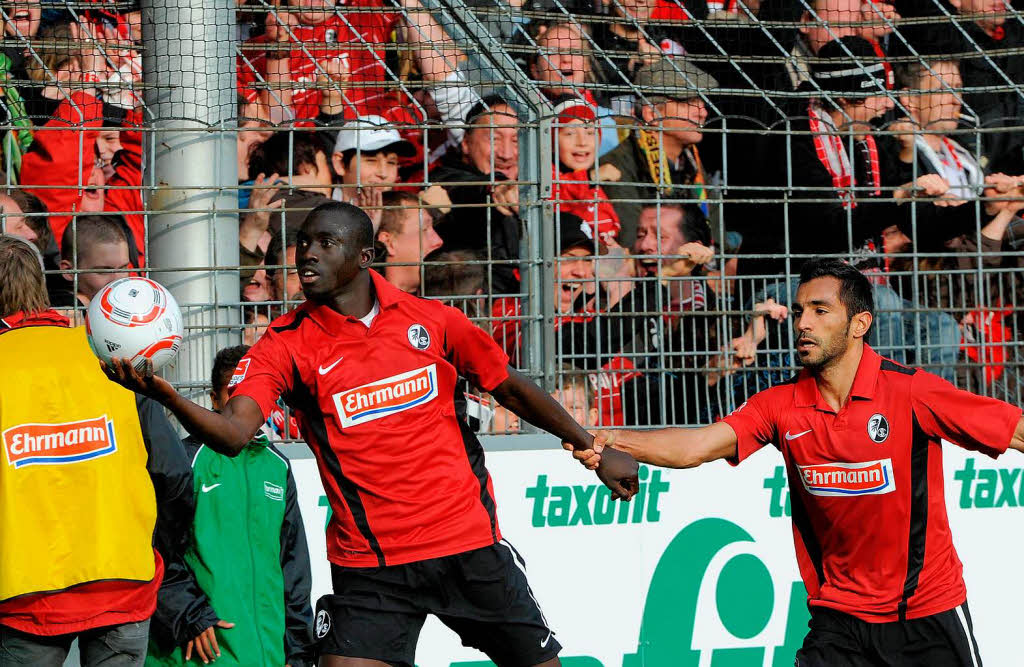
[799,259,874,324]
[211,344,251,394]
[306,200,374,251]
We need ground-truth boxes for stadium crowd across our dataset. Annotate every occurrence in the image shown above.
[0,0,1023,662]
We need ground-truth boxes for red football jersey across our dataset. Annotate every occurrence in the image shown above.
[723,345,1021,622]
[238,1,400,121]
[230,270,510,567]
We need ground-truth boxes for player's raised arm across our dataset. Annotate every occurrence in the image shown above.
[102,358,264,457]
[490,366,640,500]
[564,422,739,471]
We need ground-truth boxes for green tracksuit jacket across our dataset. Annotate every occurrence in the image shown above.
[146,434,315,667]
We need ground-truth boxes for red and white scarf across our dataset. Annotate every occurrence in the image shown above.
[807,103,881,208]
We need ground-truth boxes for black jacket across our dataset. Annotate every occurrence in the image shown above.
[136,396,221,652]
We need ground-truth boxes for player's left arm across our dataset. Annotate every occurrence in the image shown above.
[491,367,592,451]
[490,367,639,499]
[911,371,1024,457]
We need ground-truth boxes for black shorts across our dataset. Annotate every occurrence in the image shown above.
[315,540,560,667]
[795,602,983,667]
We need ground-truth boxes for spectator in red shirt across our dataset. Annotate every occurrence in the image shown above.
[570,258,1024,665]
[18,25,146,264]
[102,200,638,667]
[550,95,620,243]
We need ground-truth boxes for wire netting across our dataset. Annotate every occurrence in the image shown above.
[1,0,1022,432]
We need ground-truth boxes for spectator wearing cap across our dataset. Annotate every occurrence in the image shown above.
[550,95,621,244]
[375,190,444,295]
[429,96,521,294]
[783,0,901,91]
[528,22,621,157]
[596,58,717,246]
[330,114,416,227]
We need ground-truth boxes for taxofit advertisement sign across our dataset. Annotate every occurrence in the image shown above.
[289,440,1023,666]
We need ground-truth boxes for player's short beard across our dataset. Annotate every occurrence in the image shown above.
[798,322,850,371]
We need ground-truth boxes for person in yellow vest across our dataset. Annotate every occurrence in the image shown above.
[0,234,220,666]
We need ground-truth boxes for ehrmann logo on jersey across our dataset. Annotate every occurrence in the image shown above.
[3,415,118,468]
[797,459,896,497]
[333,364,439,428]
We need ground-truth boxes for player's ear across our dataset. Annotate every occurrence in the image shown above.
[359,245,375,268]
[850,311,873,340]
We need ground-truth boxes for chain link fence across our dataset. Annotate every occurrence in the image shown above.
[1,0,1022,432]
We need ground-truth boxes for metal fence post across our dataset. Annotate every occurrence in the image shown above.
[141,0,239,399]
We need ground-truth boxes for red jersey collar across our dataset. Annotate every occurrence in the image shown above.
[301,269,404,331]
[0,309,70,331]
[794,344,881,409]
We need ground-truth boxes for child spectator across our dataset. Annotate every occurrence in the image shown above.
[0,234,215,667]
[550,96,620,243]
[145,345,315,667]
[248,130,335,201]
[330,114,416,228]
[375,190,443,294]
[53,214,133,308]
[551,370,597,428]
[528,22,621,156]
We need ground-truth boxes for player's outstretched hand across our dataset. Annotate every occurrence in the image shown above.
[596,446,640,501]
[101,357,177,403]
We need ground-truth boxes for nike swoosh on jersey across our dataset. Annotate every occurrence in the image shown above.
[318,357,344,375]
[785,429,813,441]
[201,483,221,493]
[540,631,553,648]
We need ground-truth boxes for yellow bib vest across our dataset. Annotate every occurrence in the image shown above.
[0,325,157,601]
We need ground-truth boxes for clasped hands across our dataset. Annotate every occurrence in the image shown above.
[561,431,638,501]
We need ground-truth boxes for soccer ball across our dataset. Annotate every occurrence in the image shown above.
[86,277,184,373]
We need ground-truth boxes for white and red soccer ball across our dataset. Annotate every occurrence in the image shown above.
[86,277,184,372]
